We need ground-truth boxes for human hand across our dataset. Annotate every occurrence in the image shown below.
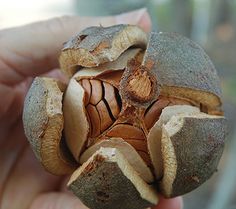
[0,8,182,209]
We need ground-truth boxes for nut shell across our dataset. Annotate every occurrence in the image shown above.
[23,77,76,175]
[60,25,147,76]
[79,138,154,183]
[147,105,200,179]
[160,113,227,197]
[143,32,222,110]
[73,48,143,79]
[68,147,158,209]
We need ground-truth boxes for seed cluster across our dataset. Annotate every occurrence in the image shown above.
[144,97,192,129]
[80,77,193,167]
[79,79,121,138]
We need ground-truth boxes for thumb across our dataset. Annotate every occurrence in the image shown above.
[30,192,89,209]
[115,8,151,32]
[0,8,151,84]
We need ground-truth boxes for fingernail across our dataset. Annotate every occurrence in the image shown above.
[115,8,148,25]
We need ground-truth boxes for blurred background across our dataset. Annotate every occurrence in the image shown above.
[1,0,235,208]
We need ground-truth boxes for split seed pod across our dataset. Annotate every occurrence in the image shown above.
[23,24,227,209]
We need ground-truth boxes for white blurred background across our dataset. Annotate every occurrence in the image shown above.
[0,0,75,29]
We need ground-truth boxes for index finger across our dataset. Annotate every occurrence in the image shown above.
[153,196,183,209]
[0,9,151,85]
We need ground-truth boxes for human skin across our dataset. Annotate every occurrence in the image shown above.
[0,9,182,209]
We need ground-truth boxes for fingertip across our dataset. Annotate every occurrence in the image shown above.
[115,8,152,32]
[30,192,88,209]
[44,69,69,84]
[136,9,152,32]
[152,196,183,209]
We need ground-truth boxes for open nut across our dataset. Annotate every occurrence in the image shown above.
[23,24,227,209]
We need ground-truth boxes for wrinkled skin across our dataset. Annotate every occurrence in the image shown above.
[0,9,182,209]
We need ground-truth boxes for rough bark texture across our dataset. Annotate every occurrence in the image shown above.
[160,114,227,197]
[59,24,147,76]
[23,77,49,161]
[147,105,200,179]
[23,77,76,175]
[79,138,154,183]
[142,32,222,109]
[68,148,158,209]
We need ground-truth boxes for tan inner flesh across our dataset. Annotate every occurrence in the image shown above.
[128,71,152,99]
[79,75,195,167]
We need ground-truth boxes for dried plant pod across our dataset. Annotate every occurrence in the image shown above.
[79,138,154,183]
[68,147,158,209]
[23,77,77,175]
[62,48,142,161]
[59,25,147,76]
[147,105,201,179]
[23,24,228,209]
[160,113,227,197]
[142,32,222,111]
[72,48,143,82]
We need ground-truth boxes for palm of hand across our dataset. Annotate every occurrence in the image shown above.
[0,21,90,208]
[0,72,87,209]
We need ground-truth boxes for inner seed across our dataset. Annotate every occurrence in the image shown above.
[80,79,122,138]
[106,124,145,139]
[86,104,100,137]
[103,82,120,119]
[144,99,171,129]
[144,97,193,129]
[90,80,103,105]
[96,100,113,132]
[106,124,151,166]
[80,79,91,105]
